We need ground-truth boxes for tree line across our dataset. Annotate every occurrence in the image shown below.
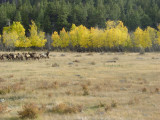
[1,0,160,51]
[51,20,160,52]
[1,20,160,52]
[0,0,160,34]
[1,21,46,50]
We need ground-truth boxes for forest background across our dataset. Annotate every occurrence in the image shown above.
[0,0,160,52]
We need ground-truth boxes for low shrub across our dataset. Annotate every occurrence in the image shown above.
[39,81,59,90]
[104,105,111,112]
[0,104,7,113]
[18,103,45,119]
[81,84,89,96]
[0,86,11,95]
[142,87,147,92]
[111,100,117,108]
[155,88,159,93]
[0,83,25,95]
[52,103,82,114]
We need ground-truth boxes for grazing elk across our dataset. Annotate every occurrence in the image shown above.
[9,53,16,60]
[2,54,10,60]
[40,51,50,59]
[0,51,50,61]
[32,53,40,60]
[0,54,4,60]
[16,53,24,60]
[23,53,31,60]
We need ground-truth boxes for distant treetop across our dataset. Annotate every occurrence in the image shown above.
[0,0,160,34]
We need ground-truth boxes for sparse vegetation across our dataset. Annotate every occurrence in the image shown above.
[98,102,105,108]
[65,90,72,96]
[111,100,117,108]
[73,60,80,63]
[128,97,140,105]
[52,103,82,114]
[38,81,59,90]
[52,63,59,67]
[0,77,5,82]
[90,62,96,65]
[142,88,147,92]
[155,88,159,93]
[0,104,7,113]
[0,87,11,95]
[18,103,45,119]
[82,84,89,96]
[105,105,112,112]
[0,52,159,120]
[0,83,25,95]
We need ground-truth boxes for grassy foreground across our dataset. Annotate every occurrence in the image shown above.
[0,52,160,120]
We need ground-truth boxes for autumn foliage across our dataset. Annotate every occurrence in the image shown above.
[52,28,69,48]
[29,21,47,47]
[52,20,159,51]
[2,21,46,48]
[1,20,160,51]
[3,22,30,48]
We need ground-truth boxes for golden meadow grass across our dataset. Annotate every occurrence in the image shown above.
[0,52,160,120]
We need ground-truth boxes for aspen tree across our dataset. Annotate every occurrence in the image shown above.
[59,28,70,48]
[52,31,61,47]
[134,27,152,48]
[29,20,47,47]
[3,22,30,48]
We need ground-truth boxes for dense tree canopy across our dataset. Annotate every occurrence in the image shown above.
[3,21,29,48]
[0,0,160,34]
[1,0,160,52]
[51,21,160,51]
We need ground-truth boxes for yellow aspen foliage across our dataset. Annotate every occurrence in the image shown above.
[0,34,1,43]
[105,29,115,48]
[0,34,1,46]
[143,29,152,48]
[71,24,76,31]
[90,27,105,48]
[52,31,61,47]
[133,27,143,47]
[157,25,160,45]
[104,21,131,48]
[118,22,131,47]
[70,24,91,48]
[29,21,47,47]
[79,25,91,48]
[12,22,31,47]
[106,20,117,29]
[69,24,80,47]
[59,28,70,48]
[3,30,18,48]
[134,27,152,48]
[146,27,157,45]
[3,22,30,48]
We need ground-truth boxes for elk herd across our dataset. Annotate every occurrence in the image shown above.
[0,51,49,61]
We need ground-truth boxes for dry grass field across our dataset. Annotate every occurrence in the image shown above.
[0,52,160,120]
